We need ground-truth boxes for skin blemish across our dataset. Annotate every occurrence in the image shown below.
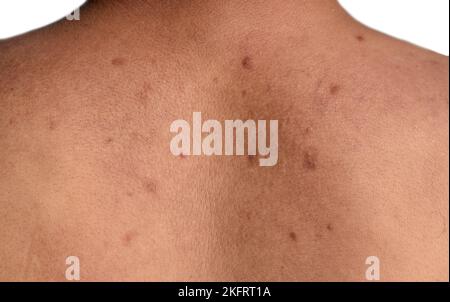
[304,127,314,136]
[48,119,57,131]
[356,35,365,42]
[143,180,157,194]
[289,232,297,242]
[303,147,319,171]
[241,56,253,70]
[246,212,252,221]
[329,84,340,95]
[241,90,247,97]
[111,57,127,67]
[247,155,257,166]
[326,224,333,231]
[121,230,139,246]
[105,137,114,144]
[8,118,15,126]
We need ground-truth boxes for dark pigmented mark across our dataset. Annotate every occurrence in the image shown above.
[213,77,219,84]
[121,230,138,246]
[111,57,127,66]
[329,84,340,95]
[241,90,247,97]
[241,56,253,70]
[356,35,365,42]
[304,127,314,136]
[303,147,319,171]
[126,191,134,197]
[247,155,257,166]
[48,119,57,131]
[326,224,333,231]
[105,137,114,144]
[289,232,297,242]
[246,212,252,221]
[8,118,15,126]
[143,180,157,194]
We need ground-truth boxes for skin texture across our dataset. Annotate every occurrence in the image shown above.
[0,0,448,281]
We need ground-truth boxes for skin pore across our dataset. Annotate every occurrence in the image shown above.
[0,0,448,281]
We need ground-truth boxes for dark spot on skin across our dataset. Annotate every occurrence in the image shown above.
[48,119,57,131]
[303,147,318,171]
[241,56,253,70]
[121,230,138,246]
[265,84,272,92]
[356,35,365,42]
[213,77,219,84]
[143,180,157,194]
[304,127,314,136]
[289,232,297,242]
[126,192,134,197]
[8,118,15,126]
[111,57,126,66]
[241,90,247,97]
[247,155,257,166]
[329,85,340,95]
[246,212,252,221]
[326,224,333,231]
[105,137,114,144]
[178,153,187,159]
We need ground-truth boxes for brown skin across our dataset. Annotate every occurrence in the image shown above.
[0,0,448,281]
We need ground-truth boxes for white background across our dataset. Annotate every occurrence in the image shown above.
[0,0,448,55]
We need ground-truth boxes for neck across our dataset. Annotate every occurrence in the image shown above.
[85,0,350,38]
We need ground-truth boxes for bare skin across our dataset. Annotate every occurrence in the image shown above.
[0,0,448,281]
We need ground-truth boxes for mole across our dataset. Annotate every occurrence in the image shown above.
[329,84,340,95]
[326,224,333,231]
[356,35,365,42]
[111,57,127,66]
[48,119,57,131]
[143,180,157,194]
[303,148,318,171]
[289,232,297,242]
[241,56,253,70]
